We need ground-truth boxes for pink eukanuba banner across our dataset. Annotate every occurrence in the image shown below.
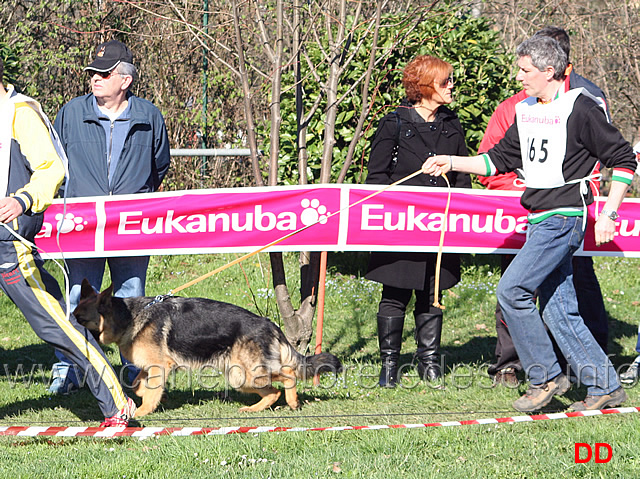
[33,185,640,258]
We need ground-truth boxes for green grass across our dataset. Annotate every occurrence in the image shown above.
[1,252,640,478]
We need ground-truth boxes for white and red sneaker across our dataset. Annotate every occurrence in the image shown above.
[100,397,137,427]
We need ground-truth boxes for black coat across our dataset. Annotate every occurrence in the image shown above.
[365,101,471,291]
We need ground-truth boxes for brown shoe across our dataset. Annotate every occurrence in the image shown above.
[493,367,519,387]
[570,387,627,411]
[512,374,570,412]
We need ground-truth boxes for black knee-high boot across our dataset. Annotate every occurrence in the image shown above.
[377,315,405,387]
[414,312,443,381]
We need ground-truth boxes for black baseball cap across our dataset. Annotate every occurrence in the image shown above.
[84,40,134,72]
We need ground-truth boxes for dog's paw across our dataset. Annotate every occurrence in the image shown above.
[134,405,155,417]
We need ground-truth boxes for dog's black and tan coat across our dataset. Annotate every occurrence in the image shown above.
[74,279,342,417]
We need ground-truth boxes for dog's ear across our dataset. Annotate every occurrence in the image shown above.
[97,283,115,307]
[80,279,97,300]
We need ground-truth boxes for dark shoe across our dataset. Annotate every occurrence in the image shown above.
[416,358,442,382]
[512,374,570,412]
[100,397,137,427]
[414,312,443,382]
[379,361,399,388]
[570,387,627,411]
[377,315,404,388]
[492,367,519,387]
[620,361,640,384]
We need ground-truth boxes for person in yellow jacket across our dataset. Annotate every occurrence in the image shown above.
[0,58,135,427]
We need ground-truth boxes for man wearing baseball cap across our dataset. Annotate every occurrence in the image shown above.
[85,40,134,72]
[50,39,171,412]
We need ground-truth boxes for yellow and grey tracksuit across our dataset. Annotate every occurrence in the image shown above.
[0,86,128,418]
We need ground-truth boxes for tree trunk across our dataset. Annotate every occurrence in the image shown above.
[270,252,316,351]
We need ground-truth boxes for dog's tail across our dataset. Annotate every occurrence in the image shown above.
[295,352,343,381]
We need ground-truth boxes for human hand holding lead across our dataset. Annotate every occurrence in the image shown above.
[0,197,23,224]
[421,155,451,177]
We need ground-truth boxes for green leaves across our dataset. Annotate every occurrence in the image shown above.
[263,5,519,185]
[0,41,19,86]
[0,1,520,190]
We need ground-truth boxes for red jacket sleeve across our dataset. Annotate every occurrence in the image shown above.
[477,91,528,191]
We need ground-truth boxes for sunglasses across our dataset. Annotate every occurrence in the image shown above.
[438,76,454,87]
[87,69,121,79]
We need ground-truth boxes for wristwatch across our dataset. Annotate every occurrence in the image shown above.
[600,209,619,221]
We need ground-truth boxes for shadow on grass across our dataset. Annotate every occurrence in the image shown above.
[326,252,369,277]
[324,316,423,366]
[440,320,639,375]
[608,314,639,367]
[0,384,348,426]
[133,385,347,420]
[0,390,102,423]
[0,343,56,367]
[329,314,639,377]
[442,336,496,368]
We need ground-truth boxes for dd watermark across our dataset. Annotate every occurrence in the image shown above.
[574,443,613,464]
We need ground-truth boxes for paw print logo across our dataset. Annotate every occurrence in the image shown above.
[55,213,87,234]
[300,198,328,226]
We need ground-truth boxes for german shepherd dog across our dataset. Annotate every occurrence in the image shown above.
[73,279,342,417]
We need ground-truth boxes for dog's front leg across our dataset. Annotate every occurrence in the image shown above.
[279,366,300,410]
[132,369,148,397]
[134,364,167,417]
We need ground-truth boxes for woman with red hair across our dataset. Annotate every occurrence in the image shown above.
[365,55,471,387]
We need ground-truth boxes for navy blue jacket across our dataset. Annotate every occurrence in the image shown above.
[54,93,171,197]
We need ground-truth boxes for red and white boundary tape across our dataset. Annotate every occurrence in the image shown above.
[1,406,638,438]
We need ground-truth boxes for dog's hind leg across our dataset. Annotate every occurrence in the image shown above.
[237,386,281,412]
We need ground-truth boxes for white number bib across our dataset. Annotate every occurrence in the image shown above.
[515,88,606,190]
[515,90,586,189]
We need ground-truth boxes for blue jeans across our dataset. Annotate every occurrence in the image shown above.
[634,327,640,357]
[53,256,150,388]
[496,215,619,396]
[67,256,151,310]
